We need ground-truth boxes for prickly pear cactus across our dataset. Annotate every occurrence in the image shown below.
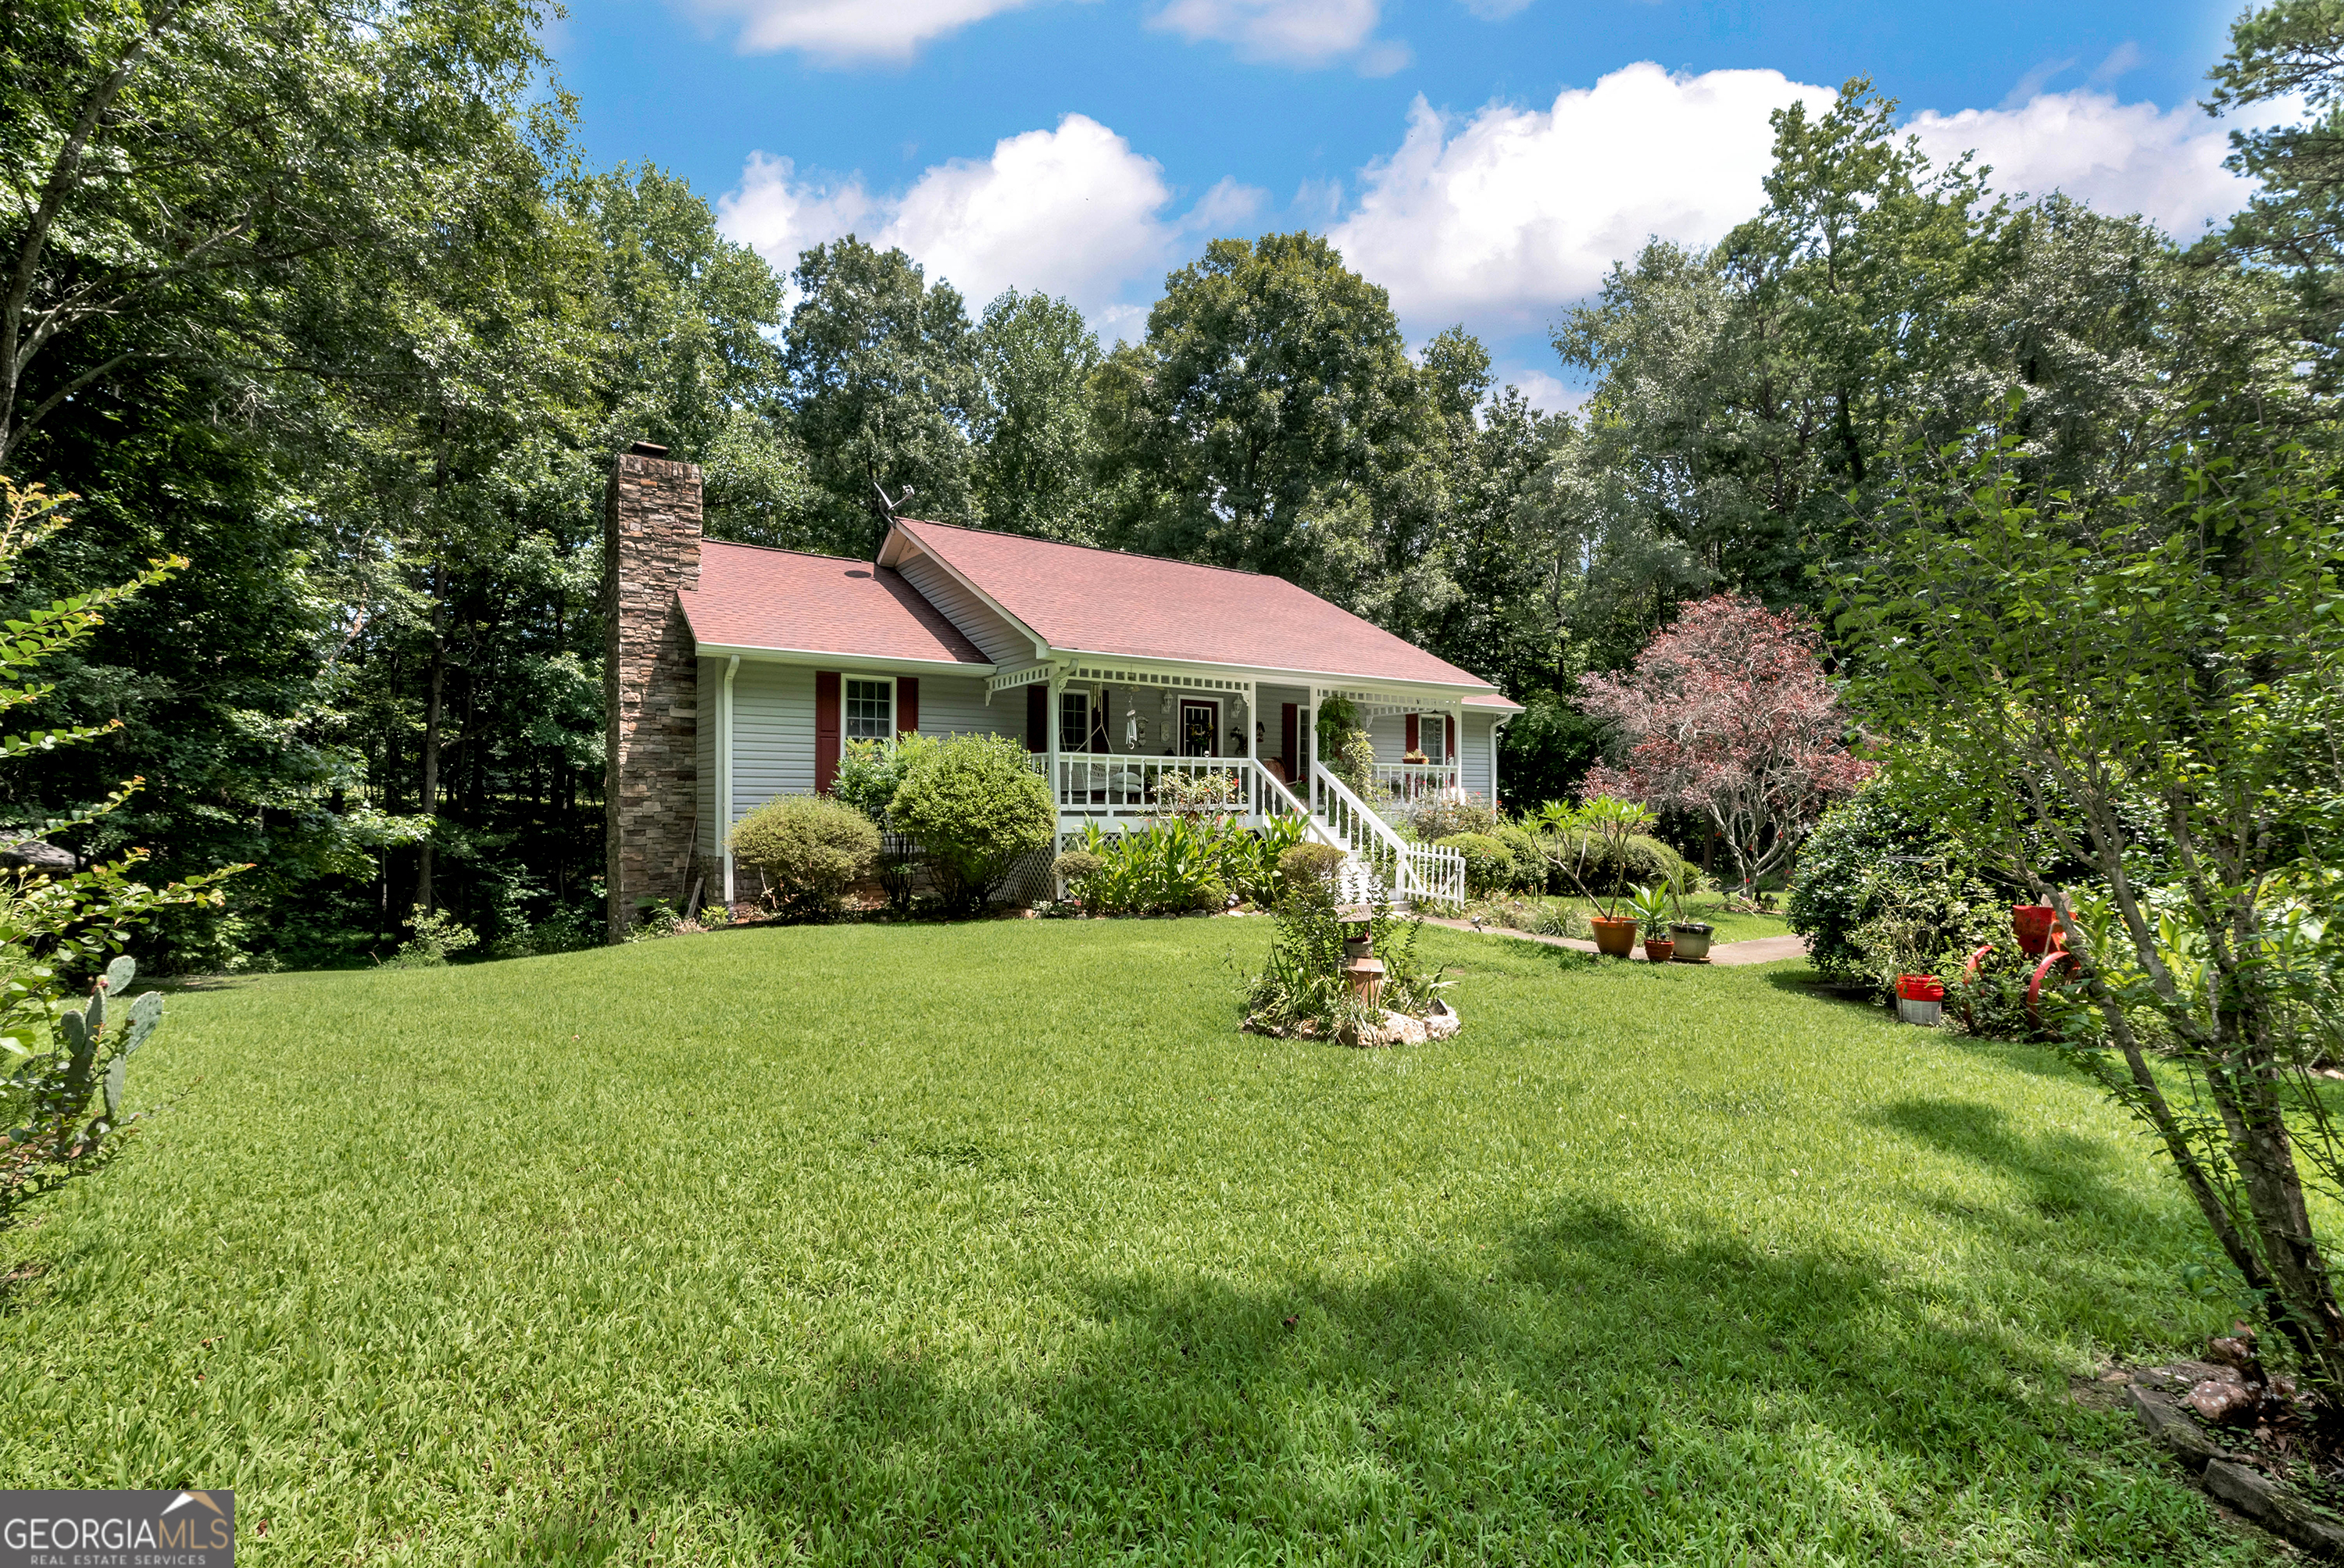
[103,1053,125,1122]
[104,955,134,995]
[124,990,161,1056]
[84,984,103,1034]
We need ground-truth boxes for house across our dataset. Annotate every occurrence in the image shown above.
[602,444,1524,938]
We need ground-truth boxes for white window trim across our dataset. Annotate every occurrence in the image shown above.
[844,673,898,743]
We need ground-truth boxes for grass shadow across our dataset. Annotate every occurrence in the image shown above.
[597,1199,2234,1564]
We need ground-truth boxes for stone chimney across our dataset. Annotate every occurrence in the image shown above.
[603,442,703,941]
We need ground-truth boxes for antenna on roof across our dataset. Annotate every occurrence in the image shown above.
[874,481,916,521]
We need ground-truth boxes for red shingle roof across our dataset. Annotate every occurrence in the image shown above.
[889,519,1506,694]
[678,542,990,667]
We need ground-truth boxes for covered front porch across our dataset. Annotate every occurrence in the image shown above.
[990,657,1481,834]
[990,655,1499,906]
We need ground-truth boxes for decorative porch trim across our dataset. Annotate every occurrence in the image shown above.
[985,664,1055,698]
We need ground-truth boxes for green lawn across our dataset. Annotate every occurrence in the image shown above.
[0,920,2273,1564]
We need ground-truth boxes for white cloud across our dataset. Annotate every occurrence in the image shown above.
[1149,0,1402,70]
[690,0,1059,62]
[717,116,1261,330]
[1327,64,2269,338]
[1906,89,2250,239]
[1328,63,1835,331]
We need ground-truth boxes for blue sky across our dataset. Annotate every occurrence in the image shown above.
[545,0,2253,398]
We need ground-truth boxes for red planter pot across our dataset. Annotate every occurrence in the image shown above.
[1896,974,1946,1002]
[2012,905,2060,955]
[1642,938,1676,963]
[1590,916,1638,958]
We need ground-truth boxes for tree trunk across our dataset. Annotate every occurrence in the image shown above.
[414,584,445,915]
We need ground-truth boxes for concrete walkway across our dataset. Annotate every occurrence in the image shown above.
[1417,915,1808,966]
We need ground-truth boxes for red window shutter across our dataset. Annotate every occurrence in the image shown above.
[1445,715,1456,761]
[815,671,841,793]
[896,677,919,738]
[1405,714,1420,755]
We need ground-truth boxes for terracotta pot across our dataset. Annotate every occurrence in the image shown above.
[1669,922,1713,962]
[1590,915,1638,957]
[1642,938,1676,963]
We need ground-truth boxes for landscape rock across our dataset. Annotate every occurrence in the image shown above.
[2129,1386,2221,1470]
[2189,1376,2261,1427]
[1368,1011,1429,1047]
[2206,1334,2260,1374]
[0,838,74,873]
[2204,1459,2344,1556]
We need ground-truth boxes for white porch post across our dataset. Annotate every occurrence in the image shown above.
[1304,686,1319,812]
[1492,713,1509,810]
[719,655,739,905]
[1045,670,1060,835]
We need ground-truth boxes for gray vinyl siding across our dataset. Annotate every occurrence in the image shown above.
[720,665,1021,828]
[1258,683,1310,779]
[1463,711,1497,798]
[895,554,1033,666]
[729,660,819,816]
[1365,709,1467,766]
[696,658,720,858]
[913,673,1022,742]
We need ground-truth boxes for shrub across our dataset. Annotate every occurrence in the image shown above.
[1787,780,1999,985]
[383,908,479,967]
[1278,842,1346,892]
[1436,832,1515,897]
[730,794,882,918]
[1052,850,1105,911]
[1218,815,1310,906]
[887,734,1055,914]
[1072,821,1228,915]
[833,734,934,829]
[1402,794,1500,843]
[1494,823,1545,891]
[1242,877,1441,1042]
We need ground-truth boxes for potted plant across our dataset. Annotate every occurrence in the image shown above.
[1662,866,1713,961]
[1894,973,1946,1027]
[1542,796,1656,957]
[1629,882,1675,961]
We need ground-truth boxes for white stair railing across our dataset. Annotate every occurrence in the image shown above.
[1247,755,1341,844]
[1310,763,1466,907]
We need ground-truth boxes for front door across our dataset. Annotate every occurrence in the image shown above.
[1180,698,1219,757]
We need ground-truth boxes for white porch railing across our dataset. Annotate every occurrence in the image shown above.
[1310,762,1467,907]
[1369,762,1461,805]
[1046,752,1296,819]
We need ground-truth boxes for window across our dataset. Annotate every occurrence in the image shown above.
[845,677,893,741]
[1059,691,1089,751]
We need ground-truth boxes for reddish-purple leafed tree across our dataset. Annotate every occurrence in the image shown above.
[1579,595,1873,898]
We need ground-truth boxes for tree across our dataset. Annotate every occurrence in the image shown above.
[2206,0,2344,363]
[0,478,234,1220]
[2,0,557,469]
[565,165,815,548]
[781,238,978,557]
[1093,231,1445,618]
[1835,427,2344,1399]
[1578,594,1871,897]
[970,289,1103,541]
